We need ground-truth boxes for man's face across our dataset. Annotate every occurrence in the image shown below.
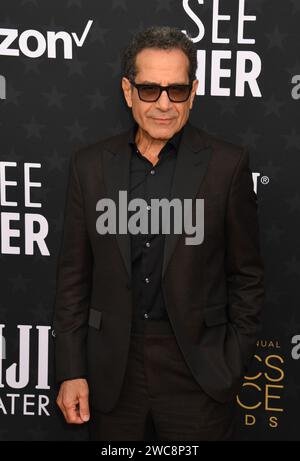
[122,48,198,140]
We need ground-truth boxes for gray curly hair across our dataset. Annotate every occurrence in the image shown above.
[122,26,197,83]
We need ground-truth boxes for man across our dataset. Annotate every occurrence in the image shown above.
[53,26,264,441]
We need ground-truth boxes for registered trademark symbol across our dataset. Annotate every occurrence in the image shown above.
[261,176,269,185]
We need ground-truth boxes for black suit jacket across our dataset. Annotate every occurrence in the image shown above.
[53,121,265,412]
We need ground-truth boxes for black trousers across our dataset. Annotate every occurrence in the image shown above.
[89,319,236,441]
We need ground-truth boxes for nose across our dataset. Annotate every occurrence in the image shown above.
[156,89,172,111]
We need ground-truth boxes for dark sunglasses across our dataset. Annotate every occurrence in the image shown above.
[130,80,193,103]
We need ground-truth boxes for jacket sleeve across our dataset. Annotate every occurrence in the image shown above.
[52,150,93,383]
[225,148,265,370]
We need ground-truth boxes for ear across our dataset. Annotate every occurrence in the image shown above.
[121,77,133,108]
[189,79,199,109]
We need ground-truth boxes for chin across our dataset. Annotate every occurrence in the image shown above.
[149,126,176,140]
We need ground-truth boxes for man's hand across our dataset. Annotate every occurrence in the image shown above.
[56,378,90,424]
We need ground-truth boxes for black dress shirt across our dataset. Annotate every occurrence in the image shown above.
[128,122,185,324]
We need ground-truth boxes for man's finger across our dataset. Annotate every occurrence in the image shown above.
[79,394,90,422]
[64,402,84,424]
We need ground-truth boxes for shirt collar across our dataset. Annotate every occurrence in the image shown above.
[128,121,185,151]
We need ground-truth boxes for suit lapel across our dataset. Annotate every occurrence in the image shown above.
[102,129,132,280]
[162,122,212,278]
[102,122,212,282]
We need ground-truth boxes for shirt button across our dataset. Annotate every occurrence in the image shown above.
[145,241,150,248]
[144,313,149,319]
[150,169,155,175]
[145,277,150,283]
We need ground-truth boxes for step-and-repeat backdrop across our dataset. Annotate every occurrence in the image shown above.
[0,0,299,441]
